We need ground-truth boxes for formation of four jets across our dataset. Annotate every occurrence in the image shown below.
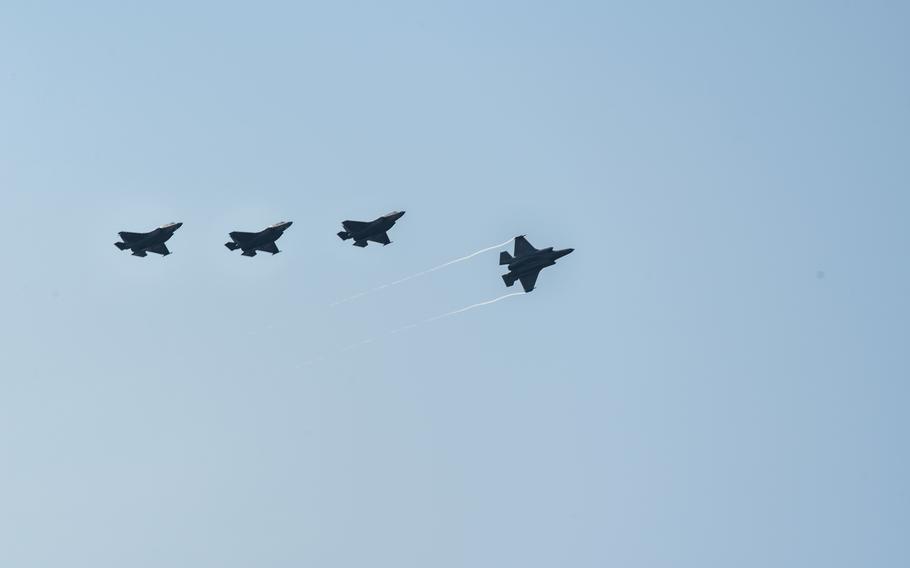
[114,210,573,293]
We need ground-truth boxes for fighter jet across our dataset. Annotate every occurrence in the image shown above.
[337,211,405,247]
[500,236,574,293]
[225,221,293,257]
[114,222,183,257]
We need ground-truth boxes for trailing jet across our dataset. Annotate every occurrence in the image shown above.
[337,211,405,247]
[500,236,573,293]
[225,221,293,257]
[114,222,183,257]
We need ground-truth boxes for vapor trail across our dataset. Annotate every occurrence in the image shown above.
[330,238,514,307]
[303,291,525,366]
[423,292,526,323]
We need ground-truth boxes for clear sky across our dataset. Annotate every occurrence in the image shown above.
[1,1,908,566]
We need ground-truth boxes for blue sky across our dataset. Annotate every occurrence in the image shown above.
[1,1,908,566]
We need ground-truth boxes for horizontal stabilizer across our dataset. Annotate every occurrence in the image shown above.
[225,242,240,250]
[499,251,513,265]
[502,273,517,287]
[132,250,147,257]
[241,250,257,257]
[337,231,351,240]
[114,242,129,250]
[353,240,368,248]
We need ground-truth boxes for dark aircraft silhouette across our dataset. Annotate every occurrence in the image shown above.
[500,236,573,292]
[225,221,293,257]
[337,211,405,247]
[114,222,183,257]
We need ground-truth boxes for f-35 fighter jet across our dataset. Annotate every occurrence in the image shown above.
[337,211,405,247]
[500,235,573,293]
[114,222,183,257]
[225,221,293,257]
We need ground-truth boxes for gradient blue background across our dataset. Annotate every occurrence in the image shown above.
[1,1,908,566]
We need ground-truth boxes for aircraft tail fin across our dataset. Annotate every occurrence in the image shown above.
[499,251,513,265]
[502,272,517,287]
[337,231,351,240]
[114,241,129,250]
[225,242,240,251]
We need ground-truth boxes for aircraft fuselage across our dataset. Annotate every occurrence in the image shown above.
[356,212,403,240]
[244,226,288,248]
[506,247,573,275]
[338,211,405,246]
[130,229,174,250]
[116,223,182,256]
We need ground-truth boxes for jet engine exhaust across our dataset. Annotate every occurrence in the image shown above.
[330,238,515,306]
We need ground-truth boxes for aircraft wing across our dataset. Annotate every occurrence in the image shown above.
[518,269,541,293]
[147,243,170,256]
[229,231,258,243]
[342,220,370,233]
[119,231,145,242]
[514,236,537,257]
[366,232,391,245]
[256,241,279,254]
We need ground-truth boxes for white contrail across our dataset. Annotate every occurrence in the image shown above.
[386,238,515,285]
[303,291,525,366]
[423,292,526,323]
[330,238,514,306]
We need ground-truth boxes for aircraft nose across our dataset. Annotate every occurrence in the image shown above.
[283,221,293,229]
[172,222,183,230]
[395,211,406,219]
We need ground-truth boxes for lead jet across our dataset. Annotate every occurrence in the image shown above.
[337,211,405,247]
[225,221,293,257]
[114,222,183,257]
[500,235,574,293]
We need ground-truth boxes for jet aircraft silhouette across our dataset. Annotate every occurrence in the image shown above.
[114,222,183,257]
[225,221,293,257]
[500,236,573,292]
[337,211,405,247]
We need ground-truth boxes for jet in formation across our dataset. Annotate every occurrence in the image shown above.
[337,211,405,247]
[225,221,293,257]
[500,236,574,292]
[114,222,183,257]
